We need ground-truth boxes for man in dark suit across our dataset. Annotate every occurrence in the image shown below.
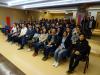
[88,16,96,39]
[67,33,90,74]
[81,17,88,37]
[42,28,61,61]
[25,25,34,41]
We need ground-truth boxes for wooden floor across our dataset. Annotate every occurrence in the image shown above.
[0,30,100,75]
[89,29,100,55]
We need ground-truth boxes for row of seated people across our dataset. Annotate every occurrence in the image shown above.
[3,16,96,39]
[5,19,91,74]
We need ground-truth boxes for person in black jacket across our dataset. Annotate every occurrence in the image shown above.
[56,27,63,37]
[81,17,88,37]
[67,33,90,74]
[25,25,34,41]
[52,31,72,67]
[89,16,96,29]
[87,16,96,39]
[42,28,61,61]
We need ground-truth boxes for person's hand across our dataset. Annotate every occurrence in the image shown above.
[47,44,52,47]
[18,35,21,37]
[26,35,28,37]
[75,51,80,55]
[47,44,50,47]
[12,35,14,37]
[58,45,62,48]
[48,42,52,45]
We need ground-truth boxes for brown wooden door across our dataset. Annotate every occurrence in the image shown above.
[96,12,100,29]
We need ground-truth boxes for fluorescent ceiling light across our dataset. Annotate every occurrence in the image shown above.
[47,8,77,13]
[47,10,65,13]
[7,0,45,6]
[22,0,100,9]
[22,0,73,9]
[88,7,100,10]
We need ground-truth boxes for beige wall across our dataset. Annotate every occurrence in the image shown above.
[0,7,99,28]
[27,11,40,21]
[0,7,27,27]
[28,11,52,20]
[50,13,65,19]
[28,11,66,20]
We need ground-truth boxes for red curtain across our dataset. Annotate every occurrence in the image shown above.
[6,16,11,27]
[78,15,81,25]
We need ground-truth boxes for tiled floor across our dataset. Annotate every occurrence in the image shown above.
[0,30,100,75]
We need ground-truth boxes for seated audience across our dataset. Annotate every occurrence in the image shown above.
[2,18,92,73]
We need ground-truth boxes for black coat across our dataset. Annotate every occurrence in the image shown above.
[81,20,88,31]
[46,35,61,47]
[75,39,90,56]
[91,20,96,29]
[59,33,72,49]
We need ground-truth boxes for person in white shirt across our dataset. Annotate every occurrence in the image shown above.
[19,24,27,37]
[11,24,21,43]
[7,23,17,41]
[18,24,27,50]
[11,25,17,34]
[71,27,81,45]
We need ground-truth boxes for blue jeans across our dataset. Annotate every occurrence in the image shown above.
[54,48,68,62]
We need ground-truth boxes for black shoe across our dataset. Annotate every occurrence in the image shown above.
[33,52,38,57]
[67,70,74,74]
[6,39,9,41]
[42,57,48,61]
[18,47,24,50]
[6,39,10,42]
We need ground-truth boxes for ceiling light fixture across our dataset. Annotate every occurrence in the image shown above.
[22,0,100,9]
[7,0,45,6]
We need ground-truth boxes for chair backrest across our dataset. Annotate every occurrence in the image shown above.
[81,45,91,61]
[87,45,91,56]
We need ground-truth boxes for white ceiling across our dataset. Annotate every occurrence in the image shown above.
[0,0,100,9]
